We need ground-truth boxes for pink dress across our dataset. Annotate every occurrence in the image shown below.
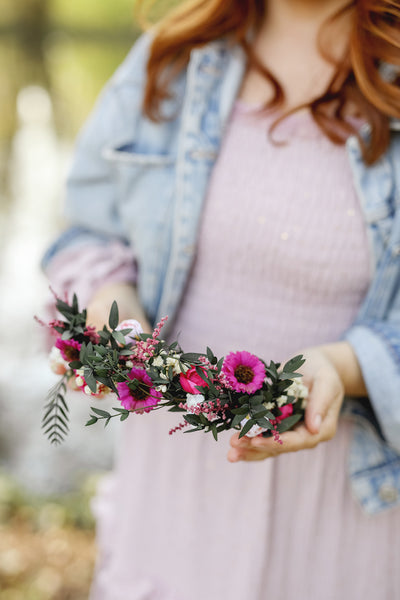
[54,104,400,599]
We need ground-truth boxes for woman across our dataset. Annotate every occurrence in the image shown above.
[44,0,400,598]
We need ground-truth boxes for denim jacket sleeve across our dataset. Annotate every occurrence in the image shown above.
[344,131,400,454]
[42,32,153,268]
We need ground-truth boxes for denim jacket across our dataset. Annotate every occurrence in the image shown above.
[44,33,400,515]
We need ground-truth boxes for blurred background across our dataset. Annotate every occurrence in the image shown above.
[0,0,178,597]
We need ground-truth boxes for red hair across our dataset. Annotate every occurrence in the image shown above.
[139,0,400,164]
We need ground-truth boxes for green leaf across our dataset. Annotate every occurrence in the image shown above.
[231,405,250,415]
[120,413,130,421]
[69,360,82,370]
[184,414,201,426]
[112,330,126,345]
[282,355,305,373]
[231,414,244,428]
[90,407,111,418]
[72,293,79,313]
[83,369,97,393]
[180,352,203,363]
[238,418,255,439]
[85,417,98,426]
[108,301,119,330]
[256,418,272,429]
[276,414,303,433]
[279,372,302,380]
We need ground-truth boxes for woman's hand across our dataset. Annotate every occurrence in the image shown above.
[227,343,361,462]
[86,282,151,333]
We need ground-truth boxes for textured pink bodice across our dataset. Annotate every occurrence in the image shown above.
[171,103,371,359]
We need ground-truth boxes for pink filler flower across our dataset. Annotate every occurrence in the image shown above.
[222,351,265,394]
[117,367,162,413]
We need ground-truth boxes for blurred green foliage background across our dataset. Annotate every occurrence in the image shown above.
[0,0,180,143]
[0,1,181,597]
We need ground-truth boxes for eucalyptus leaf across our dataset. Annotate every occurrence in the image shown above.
[108,301,119,330]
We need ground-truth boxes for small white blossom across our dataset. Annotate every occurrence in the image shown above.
[152,356,164,368]
[75,375,84,387]
[84,385,92,395]
[166,356,182,375]
[155,384,168,393]
[264,402,275,410]
[286,379,309,399]
[159,372,168,380]
[186,394,206,411]
[277,394,288,407]
[125,360,134,368]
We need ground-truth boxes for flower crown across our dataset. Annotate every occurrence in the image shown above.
[39,294,308,445]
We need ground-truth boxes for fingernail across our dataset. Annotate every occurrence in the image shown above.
[313,414,321,432]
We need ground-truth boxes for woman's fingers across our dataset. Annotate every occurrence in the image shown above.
[304,366,343,438]
[228,425,317,462]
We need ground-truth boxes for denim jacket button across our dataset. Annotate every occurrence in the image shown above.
[378,484,398,503]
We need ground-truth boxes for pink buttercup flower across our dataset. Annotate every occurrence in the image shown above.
[55,337,81,363]
[180,366,209,395]
[222,351,265,394]
[117,367,162,413]
[116,319,143,344]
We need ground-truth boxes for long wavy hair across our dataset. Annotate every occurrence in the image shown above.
[139,0,400,165]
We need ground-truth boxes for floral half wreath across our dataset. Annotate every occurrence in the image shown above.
[38,294,309,445]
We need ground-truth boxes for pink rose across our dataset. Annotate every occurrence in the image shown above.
[271,403,293,425]
[180,366,209,395]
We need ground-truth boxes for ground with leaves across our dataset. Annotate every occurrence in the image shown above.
[0,472,98,600]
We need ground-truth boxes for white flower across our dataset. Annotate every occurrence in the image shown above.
[186,394,218,422]
[155,384,167,394]
[264,402,275,410]
[159,372,168,380]
[125,360,134,368]
[152,356,164,368]
[84,385,92,395]
[186,394,206,411]
[166,356,182,375]
[276,394,288,407]
[75,375,84,387]
[286,379,309,399]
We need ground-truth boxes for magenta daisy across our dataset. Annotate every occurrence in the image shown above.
[117,367,162,413]
[222,351,266,394]
[55,337,82,363]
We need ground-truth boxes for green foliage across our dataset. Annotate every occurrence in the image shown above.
[42,294,308,446]
[42,375,70,444]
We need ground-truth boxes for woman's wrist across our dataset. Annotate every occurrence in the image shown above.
[86,281,151,332]
[317,341,367,397]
